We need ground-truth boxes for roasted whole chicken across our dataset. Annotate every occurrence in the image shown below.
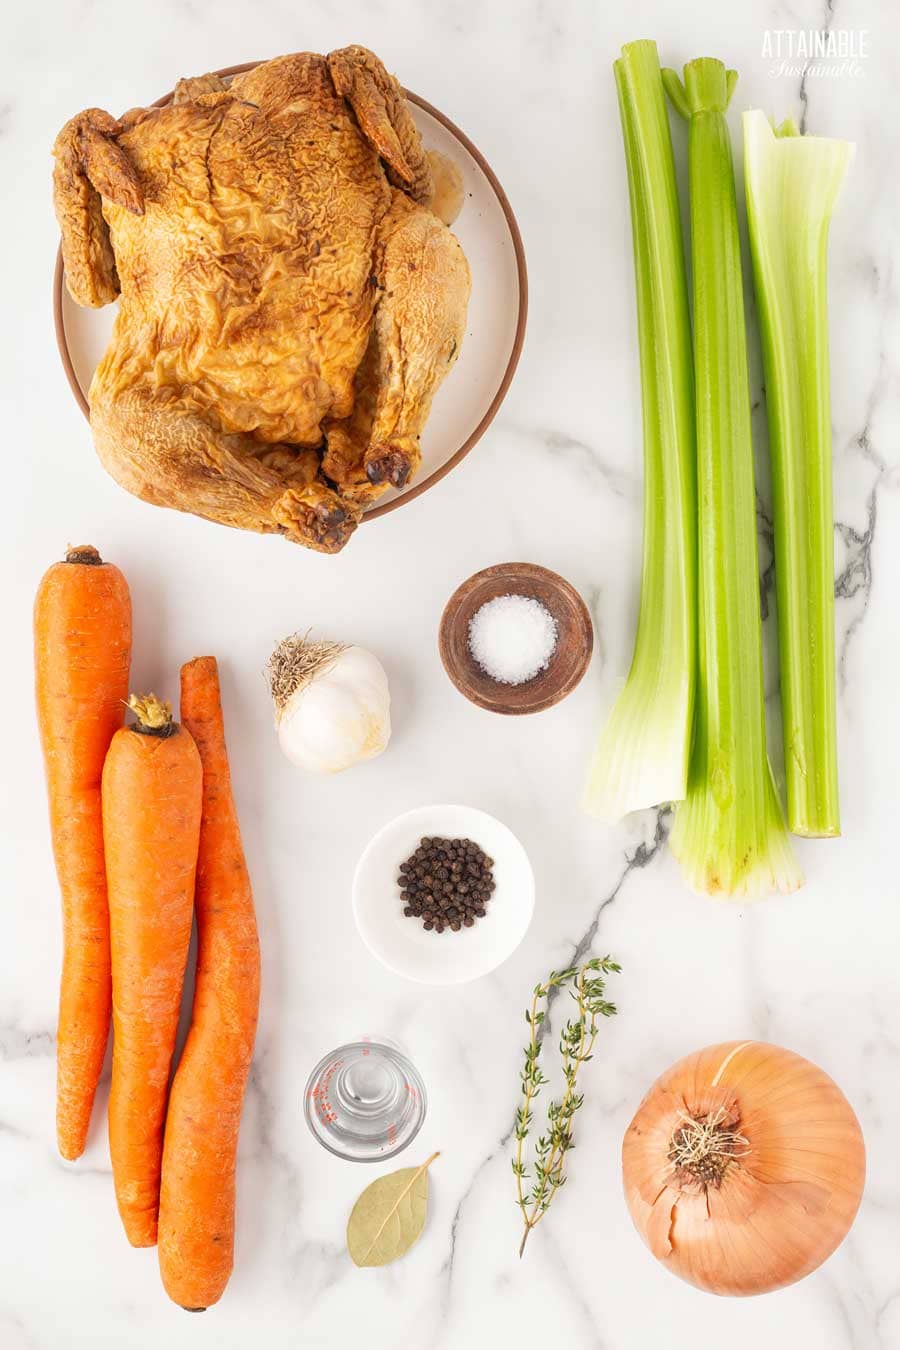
[53,47,471,552]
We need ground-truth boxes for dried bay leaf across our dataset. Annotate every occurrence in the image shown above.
[346,1152,440,1267]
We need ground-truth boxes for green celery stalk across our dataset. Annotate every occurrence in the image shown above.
[663,59,802,896]
[743,110,853,837]
[584,40,696,820]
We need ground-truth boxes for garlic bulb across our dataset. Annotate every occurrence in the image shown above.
[267,636,391,774]
[622,1041,865,1296]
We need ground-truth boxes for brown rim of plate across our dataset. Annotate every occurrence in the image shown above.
[51,61,528,525]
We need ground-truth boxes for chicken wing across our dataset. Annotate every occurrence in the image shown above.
[327,45,434,203]
[53,110,144,307]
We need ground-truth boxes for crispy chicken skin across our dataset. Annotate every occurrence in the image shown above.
[322,192,470,504]
[53,47,471,552]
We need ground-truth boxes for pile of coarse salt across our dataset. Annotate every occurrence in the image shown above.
[468,593,558,685]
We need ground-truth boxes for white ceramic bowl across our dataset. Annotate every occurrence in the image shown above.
[352,805,535,985]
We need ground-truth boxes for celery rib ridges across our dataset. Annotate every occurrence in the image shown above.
[664,59,802,897]
[584,40,696,820]
[743,111,853,837]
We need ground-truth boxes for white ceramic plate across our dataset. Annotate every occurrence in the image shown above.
[352,804,535,985]
[54,83,527,521]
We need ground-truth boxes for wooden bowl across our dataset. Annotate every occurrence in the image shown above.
[52,63,528,527]
[439,563,594,715]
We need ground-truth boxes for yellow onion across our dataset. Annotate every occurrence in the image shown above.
[622,1041,865,1296]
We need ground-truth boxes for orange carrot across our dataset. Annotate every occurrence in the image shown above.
[102,694,201,1247]
[34,544,131,1160]
[159,657,260,1309]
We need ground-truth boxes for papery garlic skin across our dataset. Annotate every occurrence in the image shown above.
[276,646,391,774]
[622,1040,865,1297]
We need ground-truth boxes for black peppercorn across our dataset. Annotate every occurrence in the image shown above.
[397,835,496,936]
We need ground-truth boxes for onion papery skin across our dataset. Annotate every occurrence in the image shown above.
[622,1041,865,1296]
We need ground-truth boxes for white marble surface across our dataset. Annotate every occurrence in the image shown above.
[3,1,899,1346]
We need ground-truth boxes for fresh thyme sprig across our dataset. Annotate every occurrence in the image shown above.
[512,956,621,1257]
